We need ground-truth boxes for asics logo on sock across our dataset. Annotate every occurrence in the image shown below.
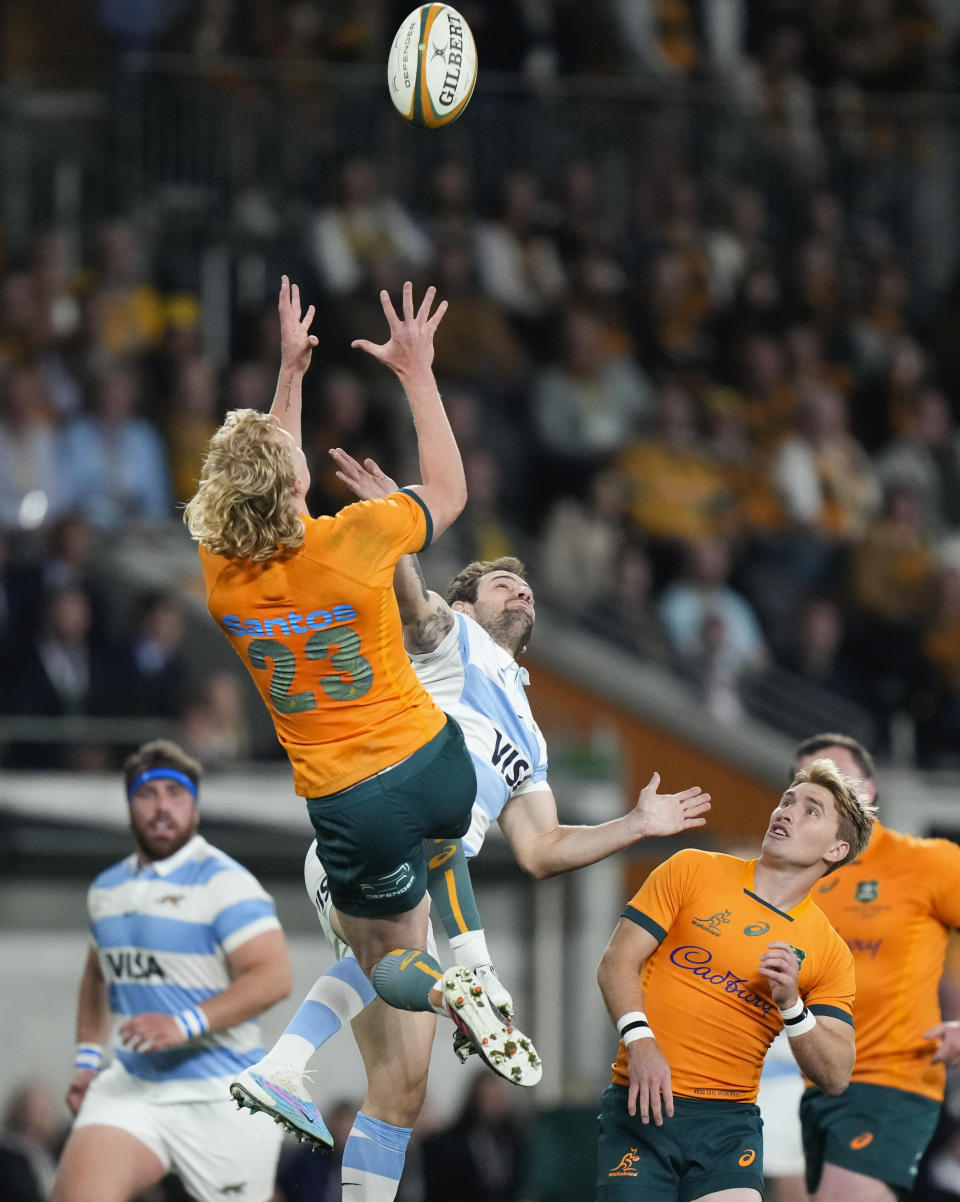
[428,844,458,869]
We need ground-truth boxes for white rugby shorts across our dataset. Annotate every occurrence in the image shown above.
[304,839,439,960]
[73,1061,283,1202]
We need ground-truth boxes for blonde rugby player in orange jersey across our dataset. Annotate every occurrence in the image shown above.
[184,279,542,1158]
[595,758,875,1202]
[792,733,960,1202]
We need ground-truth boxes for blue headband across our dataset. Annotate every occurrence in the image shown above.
[127,768,198,802]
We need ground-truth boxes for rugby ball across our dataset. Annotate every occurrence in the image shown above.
[387,5,478,129]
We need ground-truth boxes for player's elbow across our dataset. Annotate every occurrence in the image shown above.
[818,1070,852,1097]
[510,845,556,881]
[809,1052,854,1096]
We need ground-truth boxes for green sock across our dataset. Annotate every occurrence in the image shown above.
[426,838,482,939]
[372,948,445,1013]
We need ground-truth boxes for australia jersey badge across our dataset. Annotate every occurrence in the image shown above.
[855,880,878,903]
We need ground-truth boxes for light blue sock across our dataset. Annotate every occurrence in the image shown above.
[342,1111,412,1201]
[266,956,377,1070]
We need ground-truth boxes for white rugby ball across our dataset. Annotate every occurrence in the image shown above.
[387,5,478,129]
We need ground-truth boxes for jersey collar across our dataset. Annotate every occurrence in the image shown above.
[132,833,206,877]
[741,858,813,921]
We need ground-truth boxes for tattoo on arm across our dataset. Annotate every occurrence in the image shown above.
[407,604,454,654]
[410,556,430,603]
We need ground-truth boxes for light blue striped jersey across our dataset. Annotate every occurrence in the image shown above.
[411,612,549,856]
[87,833,281,1100]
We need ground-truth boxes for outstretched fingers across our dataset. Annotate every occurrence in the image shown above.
[416,284,437,322]
[426,296,448,332]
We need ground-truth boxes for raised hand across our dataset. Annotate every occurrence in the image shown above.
[351,282,447,380]
[329,448,399,501]
[278,274,319,374]
[633,772,711,839]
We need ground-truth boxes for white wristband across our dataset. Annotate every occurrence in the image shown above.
[74,1042,103,1072]
[617,1011,650,1042]
[778,997,805,1021]
[173,1006,210,1040]
[623,1026,656,1046]
[784,1009,817,1038]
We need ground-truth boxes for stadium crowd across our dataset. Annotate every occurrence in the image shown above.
[5,3,960,769]
[5,5,960,1202]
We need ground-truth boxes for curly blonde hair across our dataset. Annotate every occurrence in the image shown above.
[183,409,306,562]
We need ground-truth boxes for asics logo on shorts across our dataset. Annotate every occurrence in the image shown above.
[609,1149,640,1177]
[739,1149,757,1166]
[850,1132,874,1150]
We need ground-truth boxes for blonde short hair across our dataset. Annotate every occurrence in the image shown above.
[183,409,305,562]
[789,757,877,874]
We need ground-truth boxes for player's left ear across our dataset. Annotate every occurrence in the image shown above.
[451,600,472,615]
[824,839,849,866]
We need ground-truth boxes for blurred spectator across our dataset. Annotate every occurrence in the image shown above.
[770,382,880,542]
[419,156,477,247]
[704,185,770,307]
[163,354,221,504]
[430,239,530,398]
[531,306,652,486]
[79,218,165,359]
[421,1074,527,1202]
[0,270,47,369]
[178,670,251,769]
[616,378,737,551]
[307,156,433,297]
[855,332,929,452]
[0,367,69,535]
[780,594,863,704]
[734,20,823,185]
[845,482,933,743]
[29,228,83,351]
[0,1082,64,1202]
[582,540,672,665]
[3,584,121,735]
[114,591,188,718]
[304,367,389,513]
[658,535,770,717]
[538,466,630,614]
[876,386,960,533]
[915,563,960,766]
[60,363,174,528]
[475,169,568,353]
[444,446,514,567]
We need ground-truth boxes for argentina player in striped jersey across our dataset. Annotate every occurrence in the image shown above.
[52,740,291,1202]
[229,451,710,1201]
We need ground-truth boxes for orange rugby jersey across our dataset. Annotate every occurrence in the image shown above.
[811,821,960,1101]
[611,849,855,1102]
[198,491,447,798]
